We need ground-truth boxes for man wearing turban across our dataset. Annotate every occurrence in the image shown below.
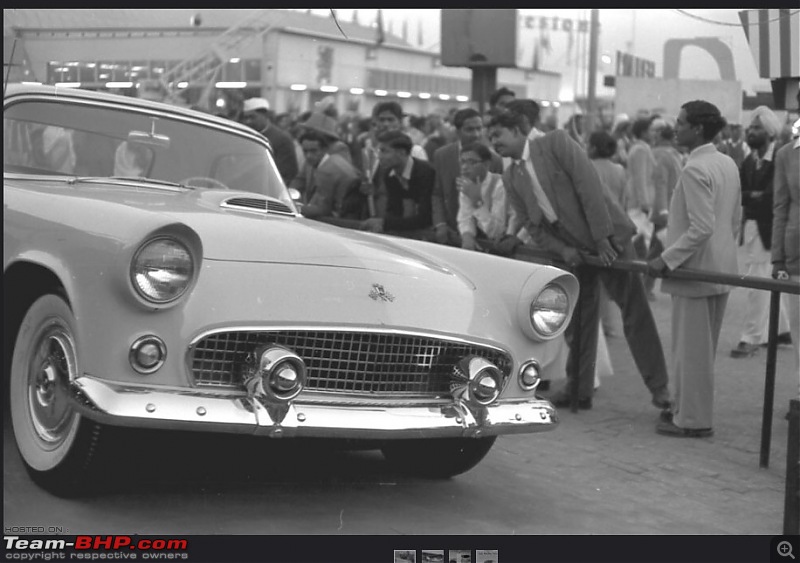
[730,106,792,358]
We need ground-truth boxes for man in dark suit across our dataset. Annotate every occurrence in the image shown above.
[730,106,791,357]
[432,108,504,246]
[289,130,361,222]
[361,131,434,239]
[241,97,299,186]
[488,111,671,411]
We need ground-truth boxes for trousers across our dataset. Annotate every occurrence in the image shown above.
[739,220,790,344]
[564,242,669,399]
[671,293,729,429]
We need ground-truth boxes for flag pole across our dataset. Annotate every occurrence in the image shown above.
[585,9,600,136]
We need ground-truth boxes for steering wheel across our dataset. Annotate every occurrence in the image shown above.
[181,176,229,190]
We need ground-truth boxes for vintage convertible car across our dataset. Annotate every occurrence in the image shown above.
[3,84,578,495]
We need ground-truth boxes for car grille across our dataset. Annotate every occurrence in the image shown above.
[189,330,512,396]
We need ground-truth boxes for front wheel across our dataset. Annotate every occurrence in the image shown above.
[381,436,497,478]
[9,294,107,496]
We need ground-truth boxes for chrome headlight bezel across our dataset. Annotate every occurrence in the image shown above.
[517,270,578,342]
[130,236,196,305]
[530,283,571,338]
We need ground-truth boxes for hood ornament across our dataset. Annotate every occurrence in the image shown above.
[369,283,395,302]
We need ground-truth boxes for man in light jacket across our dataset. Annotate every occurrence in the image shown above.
[648,100,741,438]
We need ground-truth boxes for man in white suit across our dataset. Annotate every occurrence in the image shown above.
[648,100,741,438]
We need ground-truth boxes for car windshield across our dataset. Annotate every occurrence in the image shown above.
[3,98,290,203]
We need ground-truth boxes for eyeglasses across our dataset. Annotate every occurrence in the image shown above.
[459,158,484,166]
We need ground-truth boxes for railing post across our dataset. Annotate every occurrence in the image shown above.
[760,290,781,469]
[785,399,800,535]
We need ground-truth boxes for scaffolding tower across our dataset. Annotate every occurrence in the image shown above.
[160,9,284,108]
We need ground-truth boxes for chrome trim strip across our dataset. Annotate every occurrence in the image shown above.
[187,325,511,355]
[71,376,557,438]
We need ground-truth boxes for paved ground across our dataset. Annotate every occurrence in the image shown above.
[526,259,797,534]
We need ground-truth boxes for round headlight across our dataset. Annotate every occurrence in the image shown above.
[530,284,570,337]
[131,237,194,304]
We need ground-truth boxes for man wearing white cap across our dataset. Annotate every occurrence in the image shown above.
[730,105,792,358]
[241,97,299,185]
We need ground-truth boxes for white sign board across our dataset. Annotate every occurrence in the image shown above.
[615,77,742,124]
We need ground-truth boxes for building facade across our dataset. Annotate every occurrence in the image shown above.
[4,9,562,118]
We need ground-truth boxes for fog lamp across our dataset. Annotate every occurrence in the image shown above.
[270,363,301,394]
[471,373,500,403]
[129,335,167,374]
[451,355,504,407]
[245,345,307,403]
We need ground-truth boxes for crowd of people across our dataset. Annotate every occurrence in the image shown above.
[225,86,799,439]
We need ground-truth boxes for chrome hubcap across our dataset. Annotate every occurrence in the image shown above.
[28,328,77,445]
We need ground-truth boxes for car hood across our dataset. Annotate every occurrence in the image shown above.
[11,182,473,287]
[188,192,468,284]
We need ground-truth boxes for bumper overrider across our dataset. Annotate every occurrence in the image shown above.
[71,347,558,439]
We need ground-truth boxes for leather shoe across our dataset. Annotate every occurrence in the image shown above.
[656,420,713,438]
[730,341,759,358]
[550,392,592,410]
[659,410,673,423]
[651,388,672,410]
[761,332,793,347]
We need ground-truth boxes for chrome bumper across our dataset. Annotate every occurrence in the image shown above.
[72,376,558,439]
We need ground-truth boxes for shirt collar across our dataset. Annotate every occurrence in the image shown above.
[759,141,776,162]
[527,127,545,141]
[388,156,414,180]
[688,142,716,159]
[520,139,531,162]
[317,153,330,168]
[479,171,492,190]
[794,137,800,149]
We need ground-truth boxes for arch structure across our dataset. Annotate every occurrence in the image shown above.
[662,37,736,81]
